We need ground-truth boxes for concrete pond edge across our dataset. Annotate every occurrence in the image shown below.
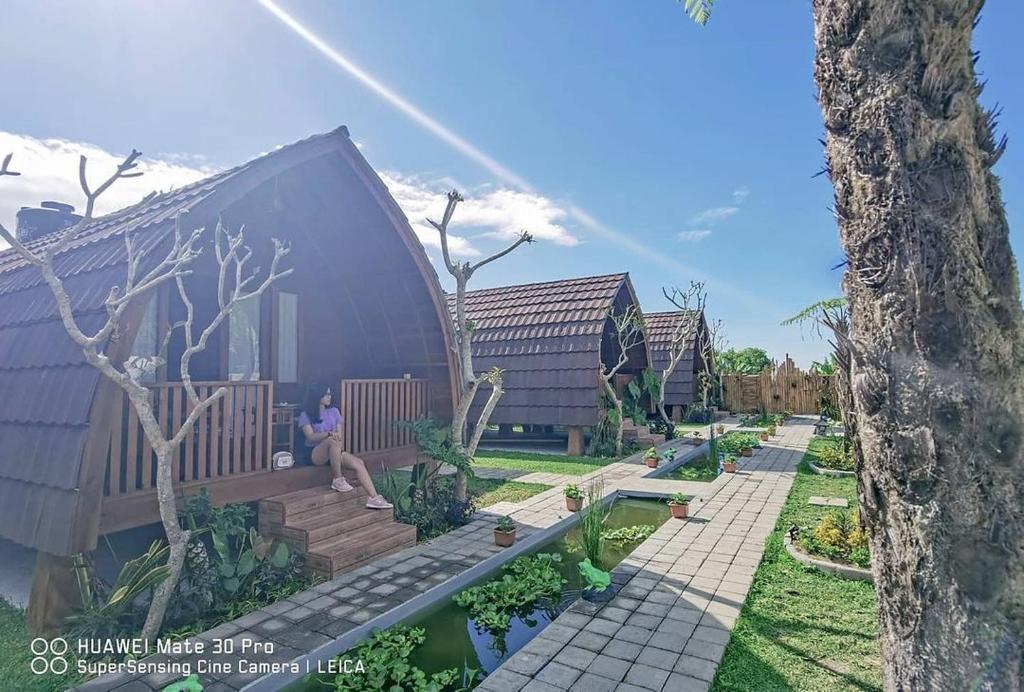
[807,460,856,477]
[783,534,873,582]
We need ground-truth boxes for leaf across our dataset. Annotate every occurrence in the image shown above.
[237,550,256,577]
[270,542,289,568]
[223,577,240,593]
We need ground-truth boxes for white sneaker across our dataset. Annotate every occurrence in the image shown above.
[366,494,393,510]
[331,477,354,493]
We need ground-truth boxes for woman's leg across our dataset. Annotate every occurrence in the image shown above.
[340,452,378,497]
[310,439,342,478]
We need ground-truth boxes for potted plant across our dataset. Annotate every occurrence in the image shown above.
[564,484,584,512]
[767,423,777,437]
[689,430,705,445]
[644,447,660,468]
[667,492,690,519]
[723,455,738,473]
[494,516,516,547]
[741,445,754,457]
[716,423,725,435]
[759,430,770,442]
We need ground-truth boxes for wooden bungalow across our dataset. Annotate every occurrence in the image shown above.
[451,273,652,455]
[0,127,460,621]
[645,310,711,420]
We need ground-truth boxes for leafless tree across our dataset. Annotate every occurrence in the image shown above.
[0,151,291,645]
[430,190,533,499]
[600,305,646,455]
[696,316,724,410]
[658,282,706,424]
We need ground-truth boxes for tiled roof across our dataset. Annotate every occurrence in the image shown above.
[449,273,647,427]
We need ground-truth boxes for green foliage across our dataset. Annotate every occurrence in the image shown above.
[799,509,871,569]
[587,415,619,457]
[65,540,171,643]
[668,493,690,506]
[402,417,474,477]
[781,297,848,328]
[579,482,608,569]
[717,431,761,455]
[810,355,838,375]
[601,524,656,542]
[813,436,856,471]
[679,0,714,25]
[475,449,615,475]
[671,453,720,482]
[563,484,584,501]
[379,469,477,541]
[0,598,83,691]
[495,515,515,533]
[328,626,473,691]
[644,446,659,459]
[716,347,771,374]
[739,411,782,429]
[453,554,565,634]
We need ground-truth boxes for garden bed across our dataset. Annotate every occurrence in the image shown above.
[712,437,882,691]
[784,534,872,582]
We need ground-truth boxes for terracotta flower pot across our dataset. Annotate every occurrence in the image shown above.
[669,502,689,519]
[760,432,769,442]
[565,496,583,512]
[645,457,659,468]
[494,528,516,547]
[716,425,725,435]
[741,447,754,457]
[724,461,737,473]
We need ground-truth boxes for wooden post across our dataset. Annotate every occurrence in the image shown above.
[26,552,80,637]
[567,426,585,456]
[671,406,683,423]
[498,424,513,437]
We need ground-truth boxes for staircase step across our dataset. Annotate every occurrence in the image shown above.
[266,506,395,552]
[305,523,418,578]
[259,484,369,525]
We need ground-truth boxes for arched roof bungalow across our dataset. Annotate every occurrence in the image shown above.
[451,273,651,454]
[645,310,711,419]
[0,126,458,567]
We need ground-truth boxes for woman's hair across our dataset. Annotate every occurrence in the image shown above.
[302,383,332,423]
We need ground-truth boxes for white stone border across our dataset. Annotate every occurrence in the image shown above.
[784,534,873,582]
[808,460,856,477]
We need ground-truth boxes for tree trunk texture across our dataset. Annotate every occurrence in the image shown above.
[814,1,1024,688]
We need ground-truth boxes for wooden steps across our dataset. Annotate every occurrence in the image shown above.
[621,420,666,448]
[258,485,417,579]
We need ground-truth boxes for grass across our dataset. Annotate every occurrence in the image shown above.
[473,449,616,476]
[712,437,882,692]
[378,469,550,508]
[0,598,82,691]
[674,422,709,433]
[669,453,719,482]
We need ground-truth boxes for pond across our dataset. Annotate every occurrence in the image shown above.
[668,453,721,482]
[297,497,670,689]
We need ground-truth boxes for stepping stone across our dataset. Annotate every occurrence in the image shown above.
[808,496,849,508]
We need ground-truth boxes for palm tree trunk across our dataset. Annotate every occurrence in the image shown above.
[813,1,1024,688]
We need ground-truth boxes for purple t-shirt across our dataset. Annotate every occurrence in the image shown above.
[297,407,343,447]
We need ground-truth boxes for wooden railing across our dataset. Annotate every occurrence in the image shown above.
[339,378,428,454]
[721,355,836,414]
[104,381,274,497]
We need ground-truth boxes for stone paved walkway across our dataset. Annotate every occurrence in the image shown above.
[83,417,812,691]
[477,419,812,692]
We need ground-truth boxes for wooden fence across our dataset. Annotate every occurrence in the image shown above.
[339,377,428,454]
[722,355,836,414]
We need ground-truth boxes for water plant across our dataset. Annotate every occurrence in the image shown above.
[453,553,565,634]
[579,482,608,569]
[601,524,656,543]
[326,625,471,691]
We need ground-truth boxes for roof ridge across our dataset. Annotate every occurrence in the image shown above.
[457,272,628,297]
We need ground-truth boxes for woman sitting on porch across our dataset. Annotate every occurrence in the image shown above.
[298,384,393,509]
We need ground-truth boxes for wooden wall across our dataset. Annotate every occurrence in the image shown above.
[722,355,836,414]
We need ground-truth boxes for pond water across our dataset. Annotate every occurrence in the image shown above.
[297,497,670,689]
[668,453,721,482]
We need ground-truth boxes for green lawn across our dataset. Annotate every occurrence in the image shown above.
[378,469,551,508]
[473,450,616,476]
[674,422,709,433]
[0,599,82,691]
[712,437,882,692]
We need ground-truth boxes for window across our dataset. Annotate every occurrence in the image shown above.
[228,295,261,381]
[276,292,298,383]
[126,294,158,383]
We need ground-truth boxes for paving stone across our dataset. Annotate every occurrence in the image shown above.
[624,662,671,690]
[602,639,643,662]
[587,654,628,682]
[617,624,654,645]
[596,605,631,623]
[626,612,663,629]
[569,630,609,652]
[674,655,719,682]
[305,595,337,611]
[684,637,727,662]
[568,672,618,692]
[554,644,598,670]
[636,645,680,671]
[535,661,581,688]
[504,650,548,676]
[691,624,732,645]
[583,617,620,637]
[522,680,562,692]
[665,673,712,691]
[648,630,689,652]
[538,622,578,644]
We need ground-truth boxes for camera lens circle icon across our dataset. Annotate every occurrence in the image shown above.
[30,638,48,656]
[50,638,69,656]
[30,657,49,675]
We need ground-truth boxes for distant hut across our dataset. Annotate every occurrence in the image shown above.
[451,273,651,454]
[644,310,711,421]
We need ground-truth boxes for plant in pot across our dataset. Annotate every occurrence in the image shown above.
[644,447,660,468]
[494,516,516,547]
[667,492,690,519]
[767,423,777,437]
[741,445,754,457]
[759,430,770,442]
[723,455,738,473]
[689,430,705,445]
[564,484,584,512]
[716,423,725,435]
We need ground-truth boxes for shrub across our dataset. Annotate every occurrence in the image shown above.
[799,509,870,568]
[812,436,855,471]
[378,470,477,541]
[717,431,761,455]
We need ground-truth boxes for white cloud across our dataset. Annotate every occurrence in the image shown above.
[732,185,750,204]
[677,229,712,242]
[690,206,739,225]
[379,171,580,259]
[0,132,212,241]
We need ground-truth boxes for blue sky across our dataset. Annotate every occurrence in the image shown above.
[2,0,1022,366]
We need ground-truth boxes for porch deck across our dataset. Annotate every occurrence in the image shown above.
[98,377,427,535]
